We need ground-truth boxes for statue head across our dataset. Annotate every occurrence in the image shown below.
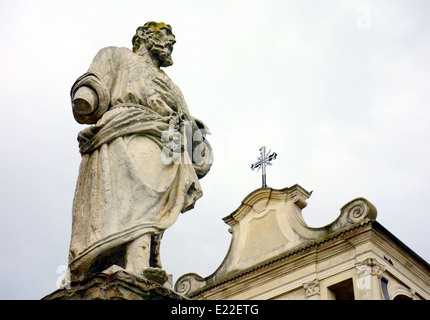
[132,21,176,67]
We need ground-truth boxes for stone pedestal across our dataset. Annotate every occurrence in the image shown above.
[43,267,187,300]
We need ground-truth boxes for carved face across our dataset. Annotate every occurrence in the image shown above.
[146,27,176,67]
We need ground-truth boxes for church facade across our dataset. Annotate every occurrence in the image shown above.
[175,185,430,300]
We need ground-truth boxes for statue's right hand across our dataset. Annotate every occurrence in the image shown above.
[72,86,98,115]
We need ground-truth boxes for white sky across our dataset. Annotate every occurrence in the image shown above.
[1,0,429,299]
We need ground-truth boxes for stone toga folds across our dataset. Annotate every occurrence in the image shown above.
[67,46,212,281]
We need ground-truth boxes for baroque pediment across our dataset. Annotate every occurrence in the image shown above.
[175,184,377,297]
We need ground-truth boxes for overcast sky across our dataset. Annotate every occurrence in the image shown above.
[1,0,429,299]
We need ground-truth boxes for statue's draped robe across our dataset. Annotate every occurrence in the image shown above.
[68,46,212,281]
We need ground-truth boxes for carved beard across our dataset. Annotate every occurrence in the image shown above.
[147,38,173,67]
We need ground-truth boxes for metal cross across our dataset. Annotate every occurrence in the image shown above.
[251,146,277,188]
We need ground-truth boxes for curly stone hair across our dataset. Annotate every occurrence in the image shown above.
[132,21,174,53]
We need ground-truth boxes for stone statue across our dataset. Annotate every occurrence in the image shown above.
[66,22,213,284]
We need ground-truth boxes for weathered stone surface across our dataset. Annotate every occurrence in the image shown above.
[66,21,213,284]
[43,268,187,300]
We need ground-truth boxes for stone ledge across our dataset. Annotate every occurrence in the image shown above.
[42,269,188,300]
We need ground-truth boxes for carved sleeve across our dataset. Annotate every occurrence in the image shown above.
[71,72,110,124]
[70,47,118,124]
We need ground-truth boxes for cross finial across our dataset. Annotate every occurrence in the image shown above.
[251,146,277,187]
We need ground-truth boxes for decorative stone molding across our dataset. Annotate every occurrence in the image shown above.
[43,268,187,300]
[346,200,368,224]
[175,273,207,297]
[303,278,320,297]
[356,258,386,279]
[389,285,415,300]
[175,276,192,295]
[174,186,378,298]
